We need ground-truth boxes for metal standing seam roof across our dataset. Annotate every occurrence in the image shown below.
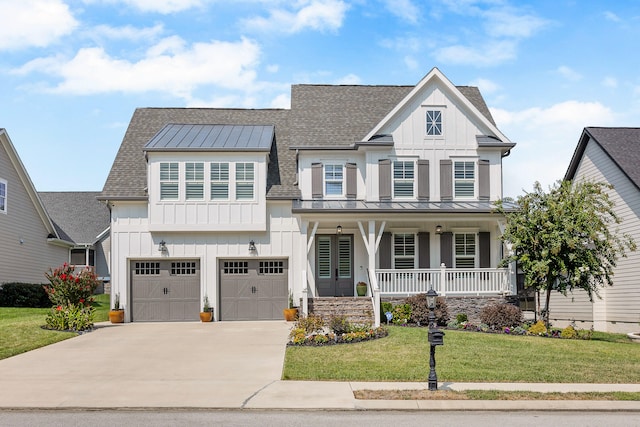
[144,124,275,152]
[292,200,517,214]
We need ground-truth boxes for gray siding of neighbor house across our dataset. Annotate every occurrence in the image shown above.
[551,138,640,331]
[0,142,68,284]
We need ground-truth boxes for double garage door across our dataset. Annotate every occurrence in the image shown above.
[130,258,287,322]
[219,259,288,321]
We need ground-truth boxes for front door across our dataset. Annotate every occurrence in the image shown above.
[315,235,353,296]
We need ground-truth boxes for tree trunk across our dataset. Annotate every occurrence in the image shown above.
[544,288,552,330]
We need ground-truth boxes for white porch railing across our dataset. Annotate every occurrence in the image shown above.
[376,264,512,296]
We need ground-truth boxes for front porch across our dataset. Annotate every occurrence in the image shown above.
[301,264,514,327]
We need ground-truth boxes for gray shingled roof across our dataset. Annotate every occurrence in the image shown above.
[566,127,640,190]
[100,84,496,201]
[144,124,275,152]
[38,192,110,245]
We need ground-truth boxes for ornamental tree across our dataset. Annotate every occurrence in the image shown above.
[495,180,636,328]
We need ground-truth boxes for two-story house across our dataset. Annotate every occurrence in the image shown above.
[100,68,517,325]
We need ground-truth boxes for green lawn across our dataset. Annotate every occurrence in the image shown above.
[0,293,111,360]
[283,326,640,383]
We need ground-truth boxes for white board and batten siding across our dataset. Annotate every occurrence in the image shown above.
[550,138,640,333]
[109,200,300,320]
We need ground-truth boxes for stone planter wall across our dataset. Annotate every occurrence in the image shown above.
[382,295,519,324]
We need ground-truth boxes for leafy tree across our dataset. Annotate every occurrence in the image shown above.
[496,180,636,328]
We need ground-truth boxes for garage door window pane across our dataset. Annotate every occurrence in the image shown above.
[223,261,248,274]
[171,261,197,275]
[134,262,160,275]
[259,261,284,274]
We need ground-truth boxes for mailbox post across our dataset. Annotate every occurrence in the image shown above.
[426,287,445,391]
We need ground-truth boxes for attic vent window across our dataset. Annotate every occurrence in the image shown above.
[426,110,443,136]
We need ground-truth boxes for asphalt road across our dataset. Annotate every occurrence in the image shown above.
[0,410,639,427]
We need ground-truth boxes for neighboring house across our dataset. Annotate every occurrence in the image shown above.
[0,129,71,284]
[550,127,640,333]
[38,192,111,291]
[99,68,517,324]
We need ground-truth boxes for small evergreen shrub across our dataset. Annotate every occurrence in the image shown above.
[528,320,548,336]
[456,313,468,323]
[328,315,351,335]
[479,303,523,329]
[0,283,50,307]
[380,301,393,323]
[391,303,412,325]
[561,325,578,339]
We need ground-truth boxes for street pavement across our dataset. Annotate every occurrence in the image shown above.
[0,321,638,411]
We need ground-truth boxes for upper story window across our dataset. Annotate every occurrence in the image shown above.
[393,160,414,198]
[455,233,476,268]
[454,161,475,198]
[0,179,6,213]
[160,162,179,200]
[235,162,255,200]
[426,110,443,136]
[393,233,415,269]
[210,162,229,200]
[185,162,204,200]
[324,164,343,196]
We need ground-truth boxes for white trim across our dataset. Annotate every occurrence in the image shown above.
[0,178,6,214]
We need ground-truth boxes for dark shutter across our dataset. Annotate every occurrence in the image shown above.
[439,232,453,268]
[378,159,391,201]
[417,160,430,200]
[312,163,323,199]
[440,159,452,201]
[479,232,491,268]
[346,162,357,199]
[479,159,490,201]
[418,232,430,268]
[379,232,391,269]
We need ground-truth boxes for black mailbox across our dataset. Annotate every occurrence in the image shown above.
[428,329,445,346]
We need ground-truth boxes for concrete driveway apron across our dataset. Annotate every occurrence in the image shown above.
[0,321,291,408]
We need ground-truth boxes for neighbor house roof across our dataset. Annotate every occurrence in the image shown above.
[38,192,110,245]
[565,127,640,191]
[100,77,500,201]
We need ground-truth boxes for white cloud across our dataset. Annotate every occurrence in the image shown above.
[404,55,419,70]
[242,0,349,34]
[266,64,279,73]
[435,40,517,66]
[89,24,165,41]
[270,93,291,108]
[483,8,548,38]
[469,77,500,94]
[0,0,78,50]
[492,101,615,197]
[83,0,205,14]
[604,11,622,23]
[334,73,361,85]
[382,0,420,24]
[557,65,582,81]
[14,37,261,101]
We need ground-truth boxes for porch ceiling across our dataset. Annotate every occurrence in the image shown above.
[292,200,516,214]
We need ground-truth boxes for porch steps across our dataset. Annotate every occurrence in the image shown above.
[307,297,374,326]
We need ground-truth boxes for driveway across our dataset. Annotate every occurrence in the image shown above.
[0,321,291,408]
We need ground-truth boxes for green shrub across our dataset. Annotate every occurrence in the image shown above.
[404,294,450,326]
[0,283,49,307]
[381,301,393,323]
[456,313,468,323]
[392,303,412,325]
[45,303,95,331]
[479,303,523,329]
[561,325,578,339]
[528,320,548,336]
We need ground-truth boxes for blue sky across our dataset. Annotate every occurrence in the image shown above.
[1,0,639,197]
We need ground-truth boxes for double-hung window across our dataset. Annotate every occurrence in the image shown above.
[426,110,443,136]
[185,162,204,200]
[455,233,476,268]
[210,162,229,200]
[393,233,415,269]
[0,179,6,213]
[393,160,414,198]
[236,162,254,200]
[160,162,179,200]
[454,161,475,198]
[324,164,343,196]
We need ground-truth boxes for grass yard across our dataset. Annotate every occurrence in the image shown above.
[0,293,111,360]
[283,326,640,383]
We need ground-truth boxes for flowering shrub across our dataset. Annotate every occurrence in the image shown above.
[43,263,99,331]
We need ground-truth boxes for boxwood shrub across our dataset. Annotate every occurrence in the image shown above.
[0,283,50,308]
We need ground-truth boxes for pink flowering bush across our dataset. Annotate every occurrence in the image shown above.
[43,263,99,331]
